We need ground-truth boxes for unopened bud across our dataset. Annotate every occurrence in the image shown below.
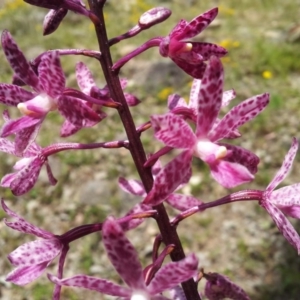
[139,7,171,29]
[43,8,68,36]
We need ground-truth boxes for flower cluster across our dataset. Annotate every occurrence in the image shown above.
[0,2,300,300]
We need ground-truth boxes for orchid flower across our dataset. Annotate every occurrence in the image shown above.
[113,8,226,79]
[0,31,101,152]
[260,137,300,253]
[159,7,227,78]
[48,217,198,300]
[0,134,56,196]
[149,56,269,195]
[1,200,63,286]
[204,272,250,300]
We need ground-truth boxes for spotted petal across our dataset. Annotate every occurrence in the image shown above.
[176,7,218,40]
[210,93,270,142]
[147,254,198,295]
[260,201,300,254]
[48,274,131,297]
[0,84,34,106]
[38,51,65,98]
[151,113,196,149]
[267,137,298,192]
[144,151,192,206]
[196,56,224,138]
[1,30,40,90]
[103,217,145,290]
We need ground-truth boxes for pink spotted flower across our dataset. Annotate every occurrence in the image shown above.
[113,7,226,79]
[0,30,101,153]
[2,200,63,285]
[159,7,227,78]
[0,128,56,196]
[48,217,198,300]
[149,56,269,196]
[260,137,300,253]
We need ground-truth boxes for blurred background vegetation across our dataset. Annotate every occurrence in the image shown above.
[0,0,300,299]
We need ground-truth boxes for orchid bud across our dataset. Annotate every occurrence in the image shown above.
[43,8,68,36]
[138,7,171,29]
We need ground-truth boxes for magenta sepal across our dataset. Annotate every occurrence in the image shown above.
[143,151,193,206]
[159,7,227,78]
[48,218,198,299]
[204,272,250,300]
[261,138,300,253]
[2,200,63,285]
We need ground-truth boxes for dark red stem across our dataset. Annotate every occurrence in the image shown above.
[87,1,200,299]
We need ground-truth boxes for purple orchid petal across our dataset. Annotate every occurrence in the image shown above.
[166,193,203,211]
[0,84,35,106]
[147,254,198,295]
[14,119,43,155]
[75,62,96,95]
[43,8,68,36]
[1,200,54,239]
[176,7,218,40]
[8,239,62,266]
[6,262,49,286]
[144,150,193,206]
[172,57,207,79]
[222,89,236,107]
[58,95,101,127]
[0,137,16,155]
[151,113,196,149]
[48,274,131,297]
[1,30,40,91]
[260,201,300,254]
[118,177,146,197]
[204,272,250,300]
[196,56,224,138]
[0,115,41,137]
[60,120,81,137]
[38,51,65,98]
[191,43,227,60]
[102,217,146,290]
[1,173,16,187]
[221,143,259,175]
[210,93,269,142]
[209,160,255,188]
[269,184,300,219]
[267,138,299,192]
[9,155,45,196]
